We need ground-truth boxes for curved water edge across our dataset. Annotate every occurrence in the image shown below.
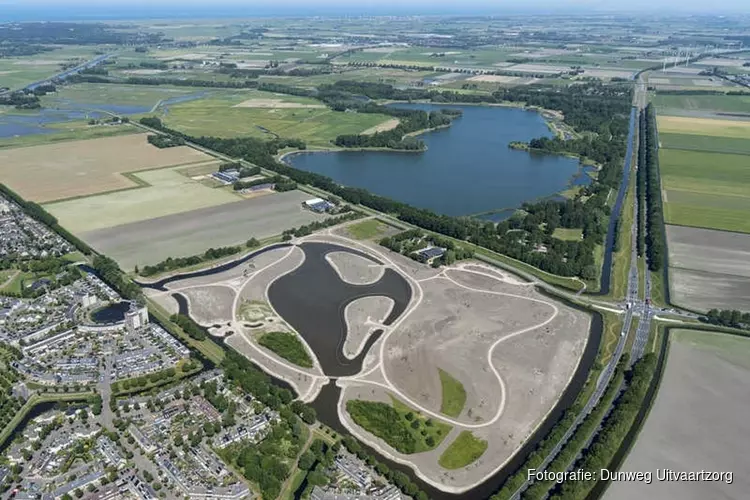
[136,243,293,291]
[284,103,589,218]
[158,239,603,499]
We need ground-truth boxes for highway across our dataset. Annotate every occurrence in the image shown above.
[2,53,115,95]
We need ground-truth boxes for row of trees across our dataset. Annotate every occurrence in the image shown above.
[169,313,208,341]
[636,110,647,256]
[281,212,361,239]
[146,134,185,148]
[549,353,658,499]
[138,244,243,276]
[92,255,142,301]
[642,104,665,271]
[334,109,458,150]
[704,309,750,329]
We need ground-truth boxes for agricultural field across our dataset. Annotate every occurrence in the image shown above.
[0,133,210,202]
[665,225,750,312]
[42,83,214,113]
[82,190,330,270]
[158,89,393,147]
[653,93,750,116]
[608,330,750,500]
[659,133,750,156]
[45,161,238,233]
[656,115,750,139]
[0,45,103,90]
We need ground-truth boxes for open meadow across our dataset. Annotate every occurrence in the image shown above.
[653,93,750,117]
[82,190,330,270]
[159,89,393,147]
[42,83,213,112]
[608,330,750,500]
[656,115,750,139]
[0,133,210,202]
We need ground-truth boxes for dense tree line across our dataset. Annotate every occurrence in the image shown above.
[221,349,295,411]
[0,22,164,45]
[334,109,458,150]
[0,92,41,109]
[703,309,750,329]
[92,255,142,301]
[281,212,361,239]
[636,111,647,256]
[170,313,207,341]
[642,104,665,271]
[549,353,658,499]
[139,244,243,276]
[69,74,261,89]
[146,134,184,148]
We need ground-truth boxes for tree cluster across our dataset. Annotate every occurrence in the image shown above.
[146,134,185,149]
[703,309,750,329]
[139,245,242,276]
[92,255,142,301]
[169,313,207,341]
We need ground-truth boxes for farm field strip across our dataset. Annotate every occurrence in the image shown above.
[0,133,211,203]
[656,115,750,139]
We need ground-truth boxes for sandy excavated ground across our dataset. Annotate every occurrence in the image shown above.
[467,75,522,83]
[178,285,235,326]
[343,296,395,360]
[667,225,750,311]
[361,118,400,135]
[608,331,750,500]
[232,98,325,109]
[0,134,209,203]
[326,251,386,285]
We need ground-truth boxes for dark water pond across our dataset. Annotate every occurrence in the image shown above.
[286,104,588,217]
[91,301,131,323]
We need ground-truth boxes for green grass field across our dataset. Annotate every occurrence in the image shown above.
[653,93,750,115]
[660,148,750,233]
[438,369,467,418]
[673,329,750,370]
[552,227,583,241]
[346,396,451,454]
[0,120,139,150]
[43,83,211,110]
[438,431,488,469]
[345,219,390,240]
[660,132,750,156]
[0,45,101,90]
[159,89,392,147]
[258,331,313,368]
[45,162,238,233]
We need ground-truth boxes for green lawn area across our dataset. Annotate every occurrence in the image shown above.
[660,148,750,233]
[345,219,390,240]
[438,431,488,469]
[346,396,452,454]
[438,368,467,418]
[159,89,393,147]
[552,227,583,241]
[653,93,750,115]
[258,332,313,368]
[600,311,624,367]
[43,83,212,110]
[660,133,750,156]
[0,120,139,150]
[0,271,37,295]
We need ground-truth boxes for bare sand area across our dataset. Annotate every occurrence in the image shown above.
[0,134,209,202]
[607,330,750,500]
[667,225,750,311]
[361,118,400,135]
[178,285,235,326]
[467,75,522,83]
[83,190,328,271]
[232,98,325,109]
[325,251,386,285]
[343,296,394,360]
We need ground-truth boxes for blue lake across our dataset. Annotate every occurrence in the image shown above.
[286,104,588,218]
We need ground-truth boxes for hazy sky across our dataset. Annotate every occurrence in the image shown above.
[1,0,748,19]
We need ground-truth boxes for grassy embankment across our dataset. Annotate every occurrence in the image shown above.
[344,219,394,240]
[346,396,452,454]
[258,332,314,369]
[147,299,225,365]
[438,368,467,418]
[439,431,488,469]
[0,121,139,150]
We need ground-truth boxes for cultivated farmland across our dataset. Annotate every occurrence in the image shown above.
[656,115,750,139]
[608,330,750,500]
[653,93,750,117]
[666,225,750,311]
[660,148,750,233]
[0,133,210,202]
[83,190,331,270]
[45,162,238,233]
